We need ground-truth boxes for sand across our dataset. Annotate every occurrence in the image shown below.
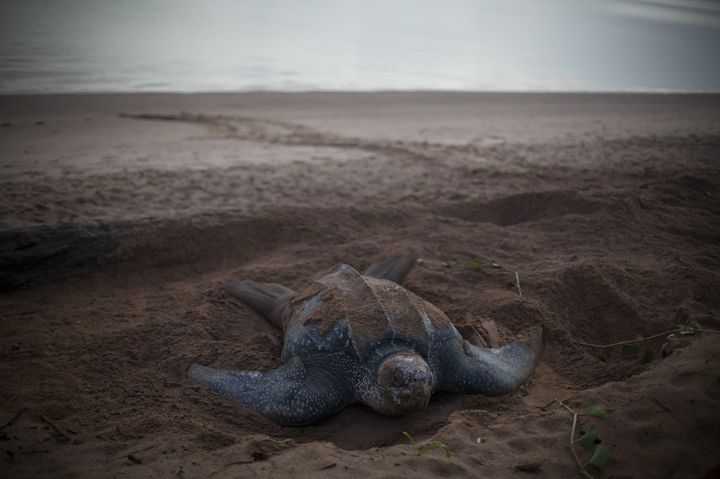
[1,92,719,478]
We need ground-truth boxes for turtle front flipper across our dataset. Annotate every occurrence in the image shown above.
[364,251,420,285]
[188,356,353,426]
[440,326,543,396]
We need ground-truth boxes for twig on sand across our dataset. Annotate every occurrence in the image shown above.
[116,444,156,460]
[130,444,156,455]
[39,415,72,442]
[553,400,594,479]
[575,328,720,349]
[541,395,575,410]
[514,271,522,296]
[0,408,29,431]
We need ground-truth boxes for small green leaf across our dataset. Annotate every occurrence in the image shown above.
[506,281,519,293]
[584,404,606,418]
[680,320,701,336]
[641,349,654,364]
[620,343,642,355]
[587,443,610,468]
[402,431,415,446]
[418,443,439,455]
[417,442,453,459]
[466,260,482,271]
[578,424,598,447]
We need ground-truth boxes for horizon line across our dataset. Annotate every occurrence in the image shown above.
[2,88,720,96]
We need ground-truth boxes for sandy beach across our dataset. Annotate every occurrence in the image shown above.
[1,92,719,478]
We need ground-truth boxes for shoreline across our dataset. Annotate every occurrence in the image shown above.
[4,89,720,95]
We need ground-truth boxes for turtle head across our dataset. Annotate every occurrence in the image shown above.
[374,351,433,416]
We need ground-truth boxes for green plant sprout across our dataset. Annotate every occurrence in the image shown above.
[466,260,482,271]
[575,321,720,364]
[555,319,720,477]
[553,399,609,479]
[402,431,453,459]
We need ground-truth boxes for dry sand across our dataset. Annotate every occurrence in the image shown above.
[1,92,719,478]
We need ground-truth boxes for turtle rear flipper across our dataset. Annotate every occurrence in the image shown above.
[225,279,294,328]
[189,356,353,426]
[441,326,543,396]
[364,252,420,285]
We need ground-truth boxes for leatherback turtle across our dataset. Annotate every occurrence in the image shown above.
[189,253,542,426]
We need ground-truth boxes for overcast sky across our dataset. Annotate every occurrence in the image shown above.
[1,0,719,92]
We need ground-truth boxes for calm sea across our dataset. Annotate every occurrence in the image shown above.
[1,0,719,93]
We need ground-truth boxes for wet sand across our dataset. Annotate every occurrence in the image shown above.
[1,92,719,478]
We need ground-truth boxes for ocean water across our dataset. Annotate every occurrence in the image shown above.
[1,0,719,93]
